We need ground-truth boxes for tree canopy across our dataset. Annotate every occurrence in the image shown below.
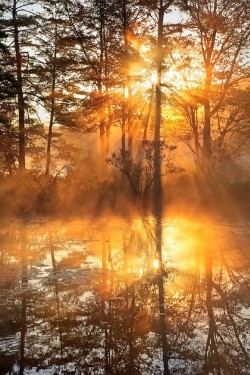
[0,0,249,210]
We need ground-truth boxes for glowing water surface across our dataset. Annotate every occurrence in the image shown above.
[0,215,249,375]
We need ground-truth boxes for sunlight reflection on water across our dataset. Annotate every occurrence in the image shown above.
[0,215,249,374]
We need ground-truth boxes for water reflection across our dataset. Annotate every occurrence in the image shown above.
[0,216,249,374]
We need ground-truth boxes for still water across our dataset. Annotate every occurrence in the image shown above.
[0,215,249,375]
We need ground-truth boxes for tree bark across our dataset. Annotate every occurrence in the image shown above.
[122,85,126,153]
[154,2,170,374]
[104,11,111,160]
[202,62,212,169]
[154,0,164,204]
[128,85,133,158]
[45,15,58,175]
[99,0,106,175]
[13,0,25,171]
[122,0,129,155]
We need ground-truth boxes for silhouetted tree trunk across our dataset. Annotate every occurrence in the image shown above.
[154,2,174,374]
[203,62,212,168]
[45,12,58,175]
[121,0,129,154]
[104,18,111,160]
[154,0,164,203]
[127,88,133,158]
[122,85,127,153]
[13,0,25,170]
[98,0,106,175]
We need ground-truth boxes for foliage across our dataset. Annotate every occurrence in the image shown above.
[107,141,184,195]
[0,13,18,175]
[0,0,249,203]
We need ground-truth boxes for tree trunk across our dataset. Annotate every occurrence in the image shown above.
[104,13,111,160]
[105,97,111,159]
[13,0,25,171]
[154,2,170,374]
[122,85,126,153]
[202,49,213,170]
[128,86,133,158]
[98,79,106,174]
[122,0,129,155]
[190,107,201,173]
[45,16,58,175]
[154,0,164,205]
[99,0,106,174]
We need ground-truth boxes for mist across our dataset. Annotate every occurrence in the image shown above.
[0,0,250,374]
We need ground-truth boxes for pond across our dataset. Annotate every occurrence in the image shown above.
[0,215,249,375]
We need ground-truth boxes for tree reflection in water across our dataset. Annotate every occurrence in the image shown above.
[19,230,28,375]
[0,217,249,374]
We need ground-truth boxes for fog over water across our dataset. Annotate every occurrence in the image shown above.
[1,0,249,373]
[0,214,249,375]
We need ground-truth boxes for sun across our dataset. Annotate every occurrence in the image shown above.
[151,71,158,84]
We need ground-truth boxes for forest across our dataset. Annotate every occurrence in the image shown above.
[0,0,249,216]
[0,1,250,375]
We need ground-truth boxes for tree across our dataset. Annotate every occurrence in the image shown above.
[212,85,250,169]
[1,0,41,171]
[179,0,250,174]
[0,5,18,174]
[164,56,250,179]
[58,0,110,175]
[30,0,70,176]
[108,141,181,196]
[12,0,26,170]
[153,3,175,374]
[42,2,62,176]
